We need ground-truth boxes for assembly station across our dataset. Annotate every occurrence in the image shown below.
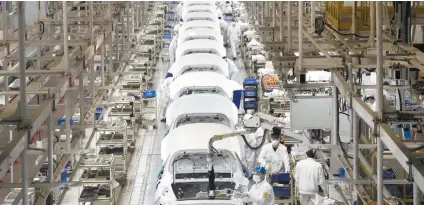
[0,1,423,205]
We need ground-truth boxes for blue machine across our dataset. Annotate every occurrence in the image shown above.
[95,107,103,121]
[142,89,157,98]
[271,173,291,198]
[57,118,74,126]
[403,124,412,140]
[243,78,258,111]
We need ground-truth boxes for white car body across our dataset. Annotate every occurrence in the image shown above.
[168,71,243,101]
[156,123,248,205]
[179,20,221,34]
[183,11,218,22]
[165,94,238,130]
[182,5,219,20]
[178,27,224,46]
[167,53,230,79]
[175,39,226,63]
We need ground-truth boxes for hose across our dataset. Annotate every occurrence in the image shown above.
[240,129,269,150]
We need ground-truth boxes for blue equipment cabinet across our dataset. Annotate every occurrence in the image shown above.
[271,173,293,201]
[243,78,258,112]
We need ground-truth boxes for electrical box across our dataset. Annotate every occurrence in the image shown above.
[290,96,333,129]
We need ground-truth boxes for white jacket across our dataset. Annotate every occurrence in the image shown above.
[169,34,178,65]
[176,3,183,19]
[257,143,290,174]
[294,158,327,195]
[248,180,275,205]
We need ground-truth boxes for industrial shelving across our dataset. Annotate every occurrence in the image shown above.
[96,121,129,180]
[79,155,116,204]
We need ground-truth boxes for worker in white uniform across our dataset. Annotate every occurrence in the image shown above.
[218,16,228,46]
[221,1,233,15]
[364,96,376,111]
[257,127,290,175]
[234,166,275,205]
[227,22,241,60]
[176,2,183,20]
[160,77,173,122]
[295,149,328,205]
[168,25,180,66]
[242,114,265,173]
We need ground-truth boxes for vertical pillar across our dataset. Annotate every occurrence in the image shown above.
[352,1,357,39]
[298,1,303,69]
[2,1,8,106]
[63,1,71,152]
[311,1,315,33]
[369,1,375,47]
[376,2,384,205]
[101,44,105,87]
[17,2,28,204]
[279,2,283,41]
[414,182,423,205]
[349,63,359,203]
[261,2,265,25]
[287,2,292,51]
[47,112,53,183]
[272,2,276,27]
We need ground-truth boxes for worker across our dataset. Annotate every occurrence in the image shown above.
[160,77,174,122]
[173,18,183,35]
[364,95,376,111]
[227,22,241,60]
[295,149,328,205]
[234,166,275,205]
[236,109,245,129]
[216,6,223,19]
[169,30,178,66]
[176,2,183,20]
[221,1,233,15]
[243,114,265,173]
[257,127,290,175]
[218,16,228,45]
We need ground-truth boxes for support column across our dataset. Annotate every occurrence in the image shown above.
[376,2,384,205]
[298,1,303,69]
[279,2,283,41]
[101,44,105,87]
[272,2,276,27]
[17,2,28,204]
[287,2,292,51]
[414,182,423,205]
[311,1,316,33]
[349,63,359,203]
[63,1,71,152]
[47,112,53,183]
[369,1,375,47]
[261,2,265,25]
[352,1,357,39]
[2,1,8,106]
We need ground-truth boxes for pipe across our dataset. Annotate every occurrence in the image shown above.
[352,1,356,39]
[47,112,53,183]
[287,2,292,51]
[298,1,303,71]
[101,44,105,87]
[279,2,283,41]
[3,1,8,106]
[376,1,384,118]
[272,1,276,27]
[413,182,422,205]
[332,86,339,146]
[261,2,265,25]
[311,1,315,33]
[369,1,375,47]
[127,2,131,50]
[17,2,28,204]
[63,1,71,153]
